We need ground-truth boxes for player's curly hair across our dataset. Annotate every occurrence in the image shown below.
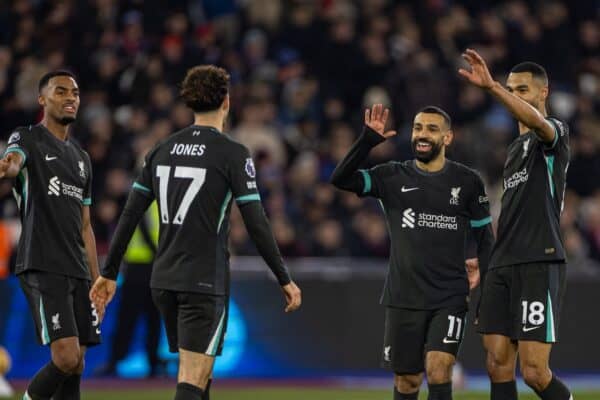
[180,65,230,113]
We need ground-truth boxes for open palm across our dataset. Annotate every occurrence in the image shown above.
[458,48,495,89]
[365,103,396,139]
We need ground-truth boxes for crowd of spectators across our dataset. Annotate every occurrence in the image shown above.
[0,0,598,275]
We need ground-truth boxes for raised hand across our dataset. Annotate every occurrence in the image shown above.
[365,103,397,139]
[458,49,495,90]
[282,281,302,313]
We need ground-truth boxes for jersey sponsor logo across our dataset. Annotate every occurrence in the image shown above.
[401,208,416,228]
[401,186,419,192]
[78,160,86,179]
[247,181,257,189]
[522,138,531,159]
[503,168,529,190]
[383,346,391,362]
[402,208,459,230]
[48,176,61,196]
[51,313,61,331]
[45,154,57,161]
[47,176,85,201]
[450,186,461,205]
[8,131,20,144]
[245,158,256,178]
[169,143,206,157]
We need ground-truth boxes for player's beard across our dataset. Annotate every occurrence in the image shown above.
[58,116,76,125]
[411,139,443,163]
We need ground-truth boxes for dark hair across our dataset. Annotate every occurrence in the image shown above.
[180,65,230,113]
[38,70,77,92]
[418,105,451,129]
[510,62,548,85]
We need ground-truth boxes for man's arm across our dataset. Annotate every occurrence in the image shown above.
[102,190,153,280]
[470,222,494,284]
[0,152,23,179]
[90,189,153,308]
[459,48,556,143]
[82,206,100,282]
[330,104,395,193]
[237,200,301,313]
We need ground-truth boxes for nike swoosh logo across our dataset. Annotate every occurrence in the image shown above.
[401,186,419,192]
[45,155,57,161]
[96,328,101,335]
[443,338,459,344]
[522,326,541,332]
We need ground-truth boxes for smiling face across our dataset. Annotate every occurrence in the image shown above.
[411,112,453,163]
[39,75,80,125]
[506,71,548,112]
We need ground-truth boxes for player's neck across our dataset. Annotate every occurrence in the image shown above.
[415,156,446,173]
[41,117,69,141]
[193,113,224,132]
[518,104,547,135]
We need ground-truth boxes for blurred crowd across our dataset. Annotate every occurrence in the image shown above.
[0,0,598,274]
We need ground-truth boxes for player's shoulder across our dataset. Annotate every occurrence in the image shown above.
[372,160,410,175]
[7,125,35,144]
[69,138,91,159]
[447,160,485,185]
[546,116,569,137]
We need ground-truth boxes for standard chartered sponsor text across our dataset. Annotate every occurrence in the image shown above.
[417,212,458,230]
[504,168,529,190]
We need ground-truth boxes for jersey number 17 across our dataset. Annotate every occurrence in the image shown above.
[156,165,207,225]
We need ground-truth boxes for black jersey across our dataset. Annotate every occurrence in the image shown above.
[3,124,93,280]
[331,127,493,309]
[130,125,283,295]
[490,118,570,268]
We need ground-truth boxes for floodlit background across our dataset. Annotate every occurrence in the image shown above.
[0,0,598,398]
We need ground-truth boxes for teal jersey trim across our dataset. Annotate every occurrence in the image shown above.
[82,198,92,206]
[470,216,492,228]
[359,169,371,194]
[3,146,27,167]
[16,168,29,213]
[132,182,151,193]
[206,309,226,356]
[546,290,556,342]
[39,297,50,345]
[235,193,261,204]
[544,155,555,198]
[217,191,232,232]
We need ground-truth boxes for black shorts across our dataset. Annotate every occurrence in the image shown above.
[18,271,101,347]
[477,263,566,343]
[151,289,228,356]
[382,304,467,374]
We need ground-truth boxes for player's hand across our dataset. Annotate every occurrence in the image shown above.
[458,49,495,90]
[465,258,480,290]
[281,281,301,313]
[0,156,11,179]
[89,276,117,310]
[365,103,397,139]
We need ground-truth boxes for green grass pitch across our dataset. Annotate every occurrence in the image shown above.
[9,388,600,399]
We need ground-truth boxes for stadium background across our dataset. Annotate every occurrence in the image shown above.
[0,0,598,398]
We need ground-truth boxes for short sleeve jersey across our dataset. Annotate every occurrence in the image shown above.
[132,125,261,295]
[4,124,93,279]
